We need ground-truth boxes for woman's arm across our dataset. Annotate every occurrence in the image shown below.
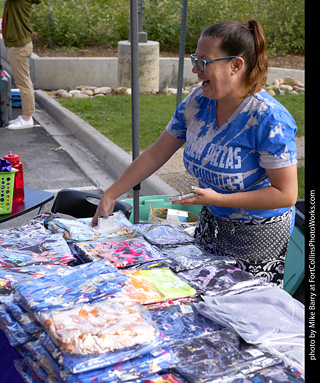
[91,131,185,226]
[176,164,298,210]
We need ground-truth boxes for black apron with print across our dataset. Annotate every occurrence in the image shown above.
[194,206,292,287]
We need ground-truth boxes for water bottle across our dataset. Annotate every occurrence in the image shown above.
[4,151,25,204]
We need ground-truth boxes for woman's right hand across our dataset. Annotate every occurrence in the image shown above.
[90,194,116,228]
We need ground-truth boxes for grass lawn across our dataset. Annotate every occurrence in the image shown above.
[59,92,305,198]
[60,94,181,151]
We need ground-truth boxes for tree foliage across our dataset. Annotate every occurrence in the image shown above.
[31,0,304,55]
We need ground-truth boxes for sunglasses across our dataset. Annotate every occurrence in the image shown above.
[190,54,238,71]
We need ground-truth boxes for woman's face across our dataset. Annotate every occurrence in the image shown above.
[192,36,244,101]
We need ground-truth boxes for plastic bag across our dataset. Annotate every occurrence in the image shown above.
[14,359,42,383]
[0,220,50,244]
[119,268,197,305]
[0,220,74,267]
[15,259,128,313]
[129,374,188,383]
[159,244,236,273]
[23,338,63,378]
[64,346,177,383]
[230,364,304,382]
[39,329,165,375]
[73,236,164,267]
[39,299,157,355]
[171,329,279,383]
[0,304,34,346]
[46,211,135,241]
[194,286,305,374]
[1,293,41,335]
[178,262,262,296]
[148,301,221,343]
[0,263,72,289]
[141,224,196,247]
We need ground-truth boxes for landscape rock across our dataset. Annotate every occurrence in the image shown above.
[73,93,89,98]
[283,76,303,87]
[60,92,73,99]
[47,75,304,100]
[81,90,94,96]
[112,87,128,95]
[75,85,97,91]
[280,84,293,91]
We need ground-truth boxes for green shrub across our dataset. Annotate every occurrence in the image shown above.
[31,0,304,55]
[31,0,130,48]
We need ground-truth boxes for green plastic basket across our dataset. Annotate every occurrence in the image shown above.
[121,195,201,223]
[0,169,18,215]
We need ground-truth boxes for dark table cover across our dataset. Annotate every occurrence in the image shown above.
[0,329,24,383]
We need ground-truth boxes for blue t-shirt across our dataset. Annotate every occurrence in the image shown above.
[166,87,297,221]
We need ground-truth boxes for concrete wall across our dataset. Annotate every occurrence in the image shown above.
[1,38,304,90]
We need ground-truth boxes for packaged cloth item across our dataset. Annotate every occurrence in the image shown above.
[126,374,188,383]
[148,301,221,343]
[73,236,163,267]
[171,329,280,383]
[64,346,177,383]
[0,219,55,246]
[39,328,165,374]
[15,259,128,313]
[0,221,74,267]
[1,293,41,335]
[159,244,236,272]
[178,261,263,296]
[0,263,72,289]
[230,364,304,382]
[14,359,42,383]
[39,299,157,355]
[194,286,305,375]
[23,338,63,379]
[120,268,197,304]
[141,224,196,247]
[0,304,34,347]
[46,211,135,242]
[23,352,52,382]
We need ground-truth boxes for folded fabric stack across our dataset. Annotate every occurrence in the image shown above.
[0,214,305,383]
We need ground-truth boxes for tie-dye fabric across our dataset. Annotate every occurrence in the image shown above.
[73,237,163,267]
[15,259,128,312]
[166,87,297,221]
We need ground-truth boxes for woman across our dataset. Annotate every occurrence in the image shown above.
[91,19,298,287]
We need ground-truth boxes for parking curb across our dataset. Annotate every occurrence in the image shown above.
[34,90,178,196]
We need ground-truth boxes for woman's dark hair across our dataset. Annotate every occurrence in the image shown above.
[201,19,268,96]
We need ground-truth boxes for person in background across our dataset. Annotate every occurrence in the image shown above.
[2,0,42,130]
[91,19,298,287]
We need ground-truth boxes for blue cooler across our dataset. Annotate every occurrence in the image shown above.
[11,88,21,108]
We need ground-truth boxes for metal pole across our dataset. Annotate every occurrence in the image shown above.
[176,0,188,108]
[130,0,140,224]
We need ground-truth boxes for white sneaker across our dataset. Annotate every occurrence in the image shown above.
[8,116,21,124]
[7,116,34,130]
